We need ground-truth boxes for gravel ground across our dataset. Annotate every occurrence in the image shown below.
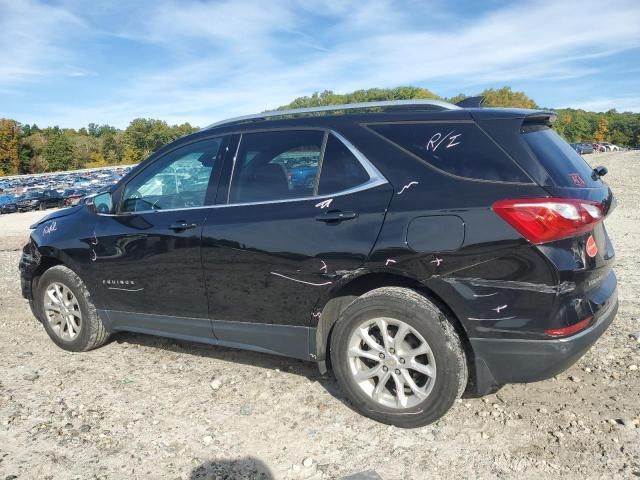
[1,151,639,480]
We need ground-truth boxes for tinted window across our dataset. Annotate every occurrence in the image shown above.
[318,134,370,195]
[121,138,223,212]
[522,125,599,188]
[229,130,324,203]
[369,122,530,182]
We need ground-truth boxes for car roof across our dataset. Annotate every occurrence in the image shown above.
[200,101,556,134]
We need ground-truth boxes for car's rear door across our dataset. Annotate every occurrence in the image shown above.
[201,129,393,359]
[92,135,230,337]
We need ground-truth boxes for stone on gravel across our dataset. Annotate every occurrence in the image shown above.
[302,457,313,468]
[210,379,223,390]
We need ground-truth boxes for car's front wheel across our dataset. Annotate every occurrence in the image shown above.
[330,287,467,428]
[34,265,110,352]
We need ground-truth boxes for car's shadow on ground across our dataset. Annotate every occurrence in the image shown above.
[190,457,273,479]
[111,331,347,400]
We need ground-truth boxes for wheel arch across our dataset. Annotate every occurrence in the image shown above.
[314,272,473,381]
[29,249,88,302]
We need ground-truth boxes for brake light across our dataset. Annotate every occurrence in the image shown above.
[545,316,592,337]
[492,198,605,244]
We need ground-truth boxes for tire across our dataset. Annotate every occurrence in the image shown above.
[34,265,110,352]
[330,287,467,428]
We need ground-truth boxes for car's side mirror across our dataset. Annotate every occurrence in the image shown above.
[88,191,114,214]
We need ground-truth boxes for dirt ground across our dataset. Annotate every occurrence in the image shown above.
[1,151,639,480]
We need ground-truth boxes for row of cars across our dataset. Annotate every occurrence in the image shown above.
[0,166,133,215]
[570,142,622,154]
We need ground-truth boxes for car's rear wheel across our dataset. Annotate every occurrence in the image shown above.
[35,265,110,352]
[330,287,467,428]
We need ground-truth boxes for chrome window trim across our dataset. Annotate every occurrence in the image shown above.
[102,129,388,216]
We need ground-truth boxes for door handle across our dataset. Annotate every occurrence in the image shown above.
[168,222,197,232]
[315,210,358,223]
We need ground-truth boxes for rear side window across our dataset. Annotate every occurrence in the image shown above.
[318,134,370,194]
[368,122,531,182]
[522,125,599,188]
[229,130,324,203]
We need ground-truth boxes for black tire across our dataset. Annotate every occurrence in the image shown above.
[330,287,467,428]
[34,265,110,352]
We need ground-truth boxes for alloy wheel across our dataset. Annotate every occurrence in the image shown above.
[43,282,82,341]
[347,317,436,409]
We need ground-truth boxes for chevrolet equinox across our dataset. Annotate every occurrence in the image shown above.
[20,99,618,427]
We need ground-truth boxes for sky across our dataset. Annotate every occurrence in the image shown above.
[1,0,639,129]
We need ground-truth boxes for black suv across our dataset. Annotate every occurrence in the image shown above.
[17,189,63,211]
[19,100,617,427]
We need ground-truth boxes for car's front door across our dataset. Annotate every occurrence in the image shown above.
[91,136,229,336]
[201,130,393,359]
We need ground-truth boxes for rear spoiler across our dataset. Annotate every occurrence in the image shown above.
[522,112,557,127]
[455,96,485,108]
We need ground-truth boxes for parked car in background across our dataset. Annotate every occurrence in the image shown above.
[287,164,318,190]
[579,143,593,154]
[570,143,593,154]
[63,189,89,206]
[0,195,18,214]
[601,143,619,151]
[17,189,63,212]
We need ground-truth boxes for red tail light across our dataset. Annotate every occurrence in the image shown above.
[492,198,605,244]
[545,316,592,337]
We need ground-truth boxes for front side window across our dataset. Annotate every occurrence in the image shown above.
[121,138,223,212]
[229,130,324,204]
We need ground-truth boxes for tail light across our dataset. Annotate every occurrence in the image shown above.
[545,316,592,337]
[492,198,605,244]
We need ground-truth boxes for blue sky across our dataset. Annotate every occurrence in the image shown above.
[1,0,639,129]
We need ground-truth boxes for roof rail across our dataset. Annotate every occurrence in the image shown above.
[203,99,461,130]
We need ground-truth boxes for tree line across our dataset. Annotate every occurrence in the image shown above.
[0,118,197,176]
[2,86,639,176]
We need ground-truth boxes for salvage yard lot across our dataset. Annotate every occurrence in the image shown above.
[1,151,639,479]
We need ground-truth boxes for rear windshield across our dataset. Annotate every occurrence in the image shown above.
[368,122,531,182]
[522,125,599,188]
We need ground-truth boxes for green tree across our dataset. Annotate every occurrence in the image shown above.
[22,132,48,173]
[480,87,537,108]
[278,86,439,110]
[123,118,173,163]
[0,118,21,176]
[43,130,74,172]
[593,118,609,143]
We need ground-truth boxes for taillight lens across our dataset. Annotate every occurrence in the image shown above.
[492,198,605,244]
[545,316,592,337]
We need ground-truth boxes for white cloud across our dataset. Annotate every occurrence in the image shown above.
[0,0,86,86]
[560,97,640,113]
[2,0,640,126]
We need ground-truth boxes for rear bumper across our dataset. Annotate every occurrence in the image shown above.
[469,286,618,395]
